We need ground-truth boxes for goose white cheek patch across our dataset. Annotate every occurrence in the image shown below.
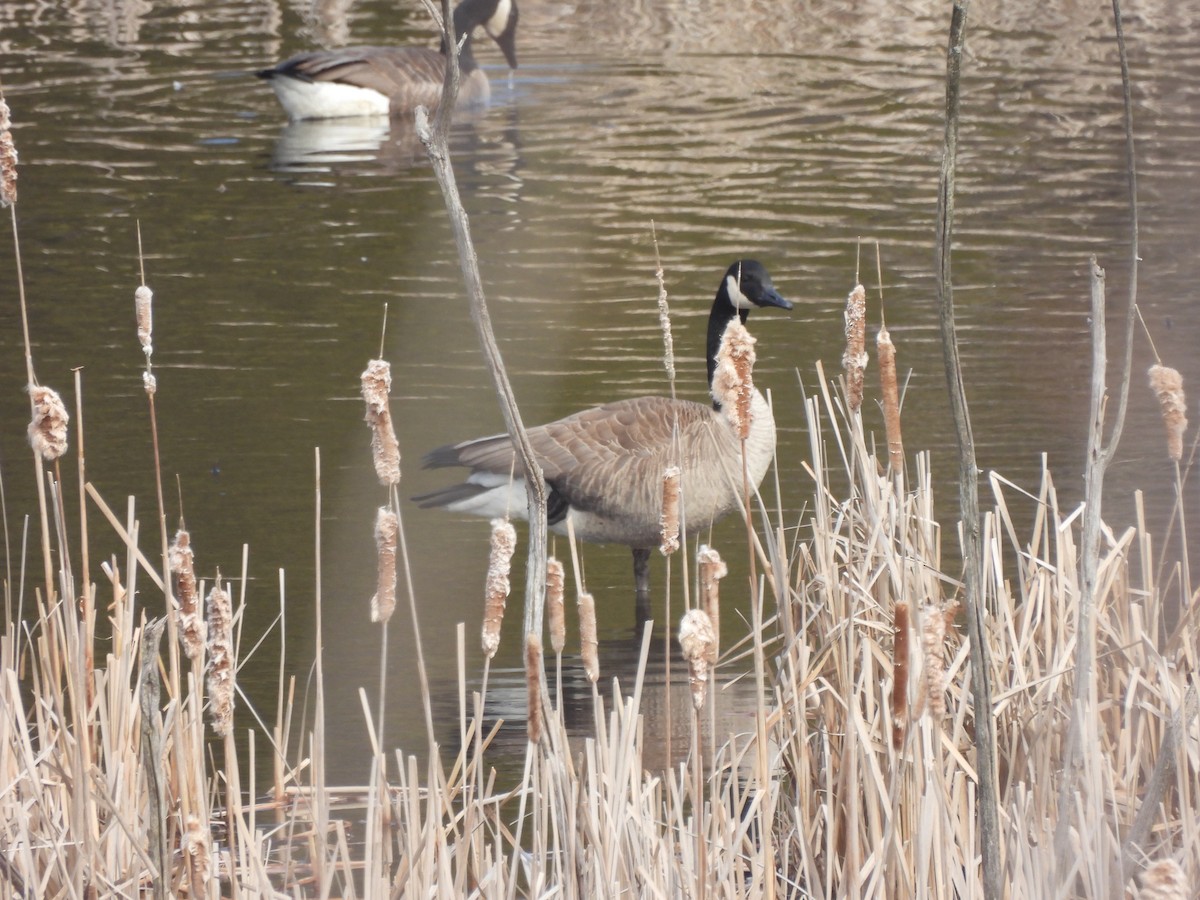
[486,0,513,36]
[725,274,753,310]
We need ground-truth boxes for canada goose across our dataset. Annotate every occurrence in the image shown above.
[414,260,792,610]
[257,0,519,120]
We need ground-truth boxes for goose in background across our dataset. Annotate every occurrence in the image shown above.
[257,0,519,120]
[414,260,793,612]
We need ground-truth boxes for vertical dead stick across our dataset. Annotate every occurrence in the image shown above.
[138,618,170,900]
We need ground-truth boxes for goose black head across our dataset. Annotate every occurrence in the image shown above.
[707,259,792,392]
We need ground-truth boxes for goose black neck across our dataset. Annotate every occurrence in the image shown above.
[439,3,480,69]
[706,290,750,409]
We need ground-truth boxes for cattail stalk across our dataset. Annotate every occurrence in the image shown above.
[525,632,543,744]
[1148,364,1187,462]
[921,605,947,721]
[660,465,681,556]
[181,815,212,898]
[843,284,868,412]
[27,384,69,461]
[481,517,516,657]
[878,324,903,470]
[371,507,399,623]
[170,529,205,659]
[679,609,716,710]
[696,545,726,665]
[892,601,911,749]
[712,319,757,439]
[547,557,566,655]
[1138,859,1187,900]
[361,359,401,485]
[0,91,16,208]
[578,590,599,684]
[206,578,235,736]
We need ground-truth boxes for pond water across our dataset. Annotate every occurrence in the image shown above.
[1,0,1197,783]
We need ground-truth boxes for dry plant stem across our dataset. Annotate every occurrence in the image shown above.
[415,15,548,639]
[138,618,170,900]
[934,1,1001,893]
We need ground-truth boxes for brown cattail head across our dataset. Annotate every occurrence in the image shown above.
[181,815,212,899]
[578,590,599,684]
[696,544,727,665]
[170,529,205,660]
[656,260,676,385]
[1148,364,1188,462]
[0,92,16,208]
[525,632,543,744]
[920,604,947,721]
[842,284,868,412]
[877,324,903,471]
[361,359,401,486]
[891,601,911,749]
[712,319,757,439]
[1138,859,1187,900]
[135,285,153,358]
[205,577,235,737]
[27,384,69,462]
[482,517,516,657]
[678,609,716,710]
[547,557,566,655]
[371,507,399,623]
[659,465,681,556]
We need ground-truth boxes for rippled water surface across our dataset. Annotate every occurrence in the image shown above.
[2,0,1197,780]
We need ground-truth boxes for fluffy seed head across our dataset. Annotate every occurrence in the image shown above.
[920,605,947,721]
[877,324,903,470]
[361,359,401,485]
[712,319,757,439]
[170,529,205,659]
[679,609,716,710]
[547,557,566,654]
[481,517,516,657]
[135,285,153,357]
[27,384,69,461]
[0,93,16,207]
[1138,859,1187,900]
[578,590,599,684]
[697,544,726,665]
[842,284,868,412]
[205,578,235,737]
[371,507,398,623]
[659,465,681,556]
[1148,364,1188,462]
[656,261,676,384]
[181,816,212,898]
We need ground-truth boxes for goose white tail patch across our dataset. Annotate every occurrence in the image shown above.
[271,77,390,120]
[486,0,513,37]
[725,273,753,310]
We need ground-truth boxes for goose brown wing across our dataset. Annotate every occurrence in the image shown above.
[276,47,447,96]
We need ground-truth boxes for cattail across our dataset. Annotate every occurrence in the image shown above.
[371,507,398,623]
[891,601,911,749]
[1138,859,1187,900]
[547,557,566,654]
[27,384,69,461]
[920,605,947,721]
[711,319,757,439]
[678,609,716,710]
[0,92,17,208]
[134,285,153,358]
[1148,364,1187,462]
[842,284,868,412]
[655,258,676,384]
[878,324,903,470]
[696,544,726,665]
[578,590,599,684]
[525,632,543,744]
[659,465,681,556]
[170,529,205,659]
[481,517,516,657]
[181,815,211,898]
[206,578,235,737]
[361,359,401,486]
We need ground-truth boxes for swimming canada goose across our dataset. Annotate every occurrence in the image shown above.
[257,0,519,120]
[414,260,792,610]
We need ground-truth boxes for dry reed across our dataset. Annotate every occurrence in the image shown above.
[481,517,516,657]
[711,319,756,439]
[660,465,681,556]
[361,358,401,485]
[0,91,16,207]
[678,609,716,710]
[578,590,599,683]
[547,556,566,654]
[842,283,868,412]
[371,507,398,623]
[169,528,205,659]
[1148,363,1187,461]
[525,632,543,743]
[205,578,235,736]
[27,383,69,461]
[878,322,903,469]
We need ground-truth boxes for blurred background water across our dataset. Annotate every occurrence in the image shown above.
[1,0,1196,783]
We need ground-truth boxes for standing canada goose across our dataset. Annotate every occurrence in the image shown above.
[257,0,518,120]
[414,260,792,611]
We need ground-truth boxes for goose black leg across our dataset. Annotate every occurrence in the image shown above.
[632,547,652,624]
